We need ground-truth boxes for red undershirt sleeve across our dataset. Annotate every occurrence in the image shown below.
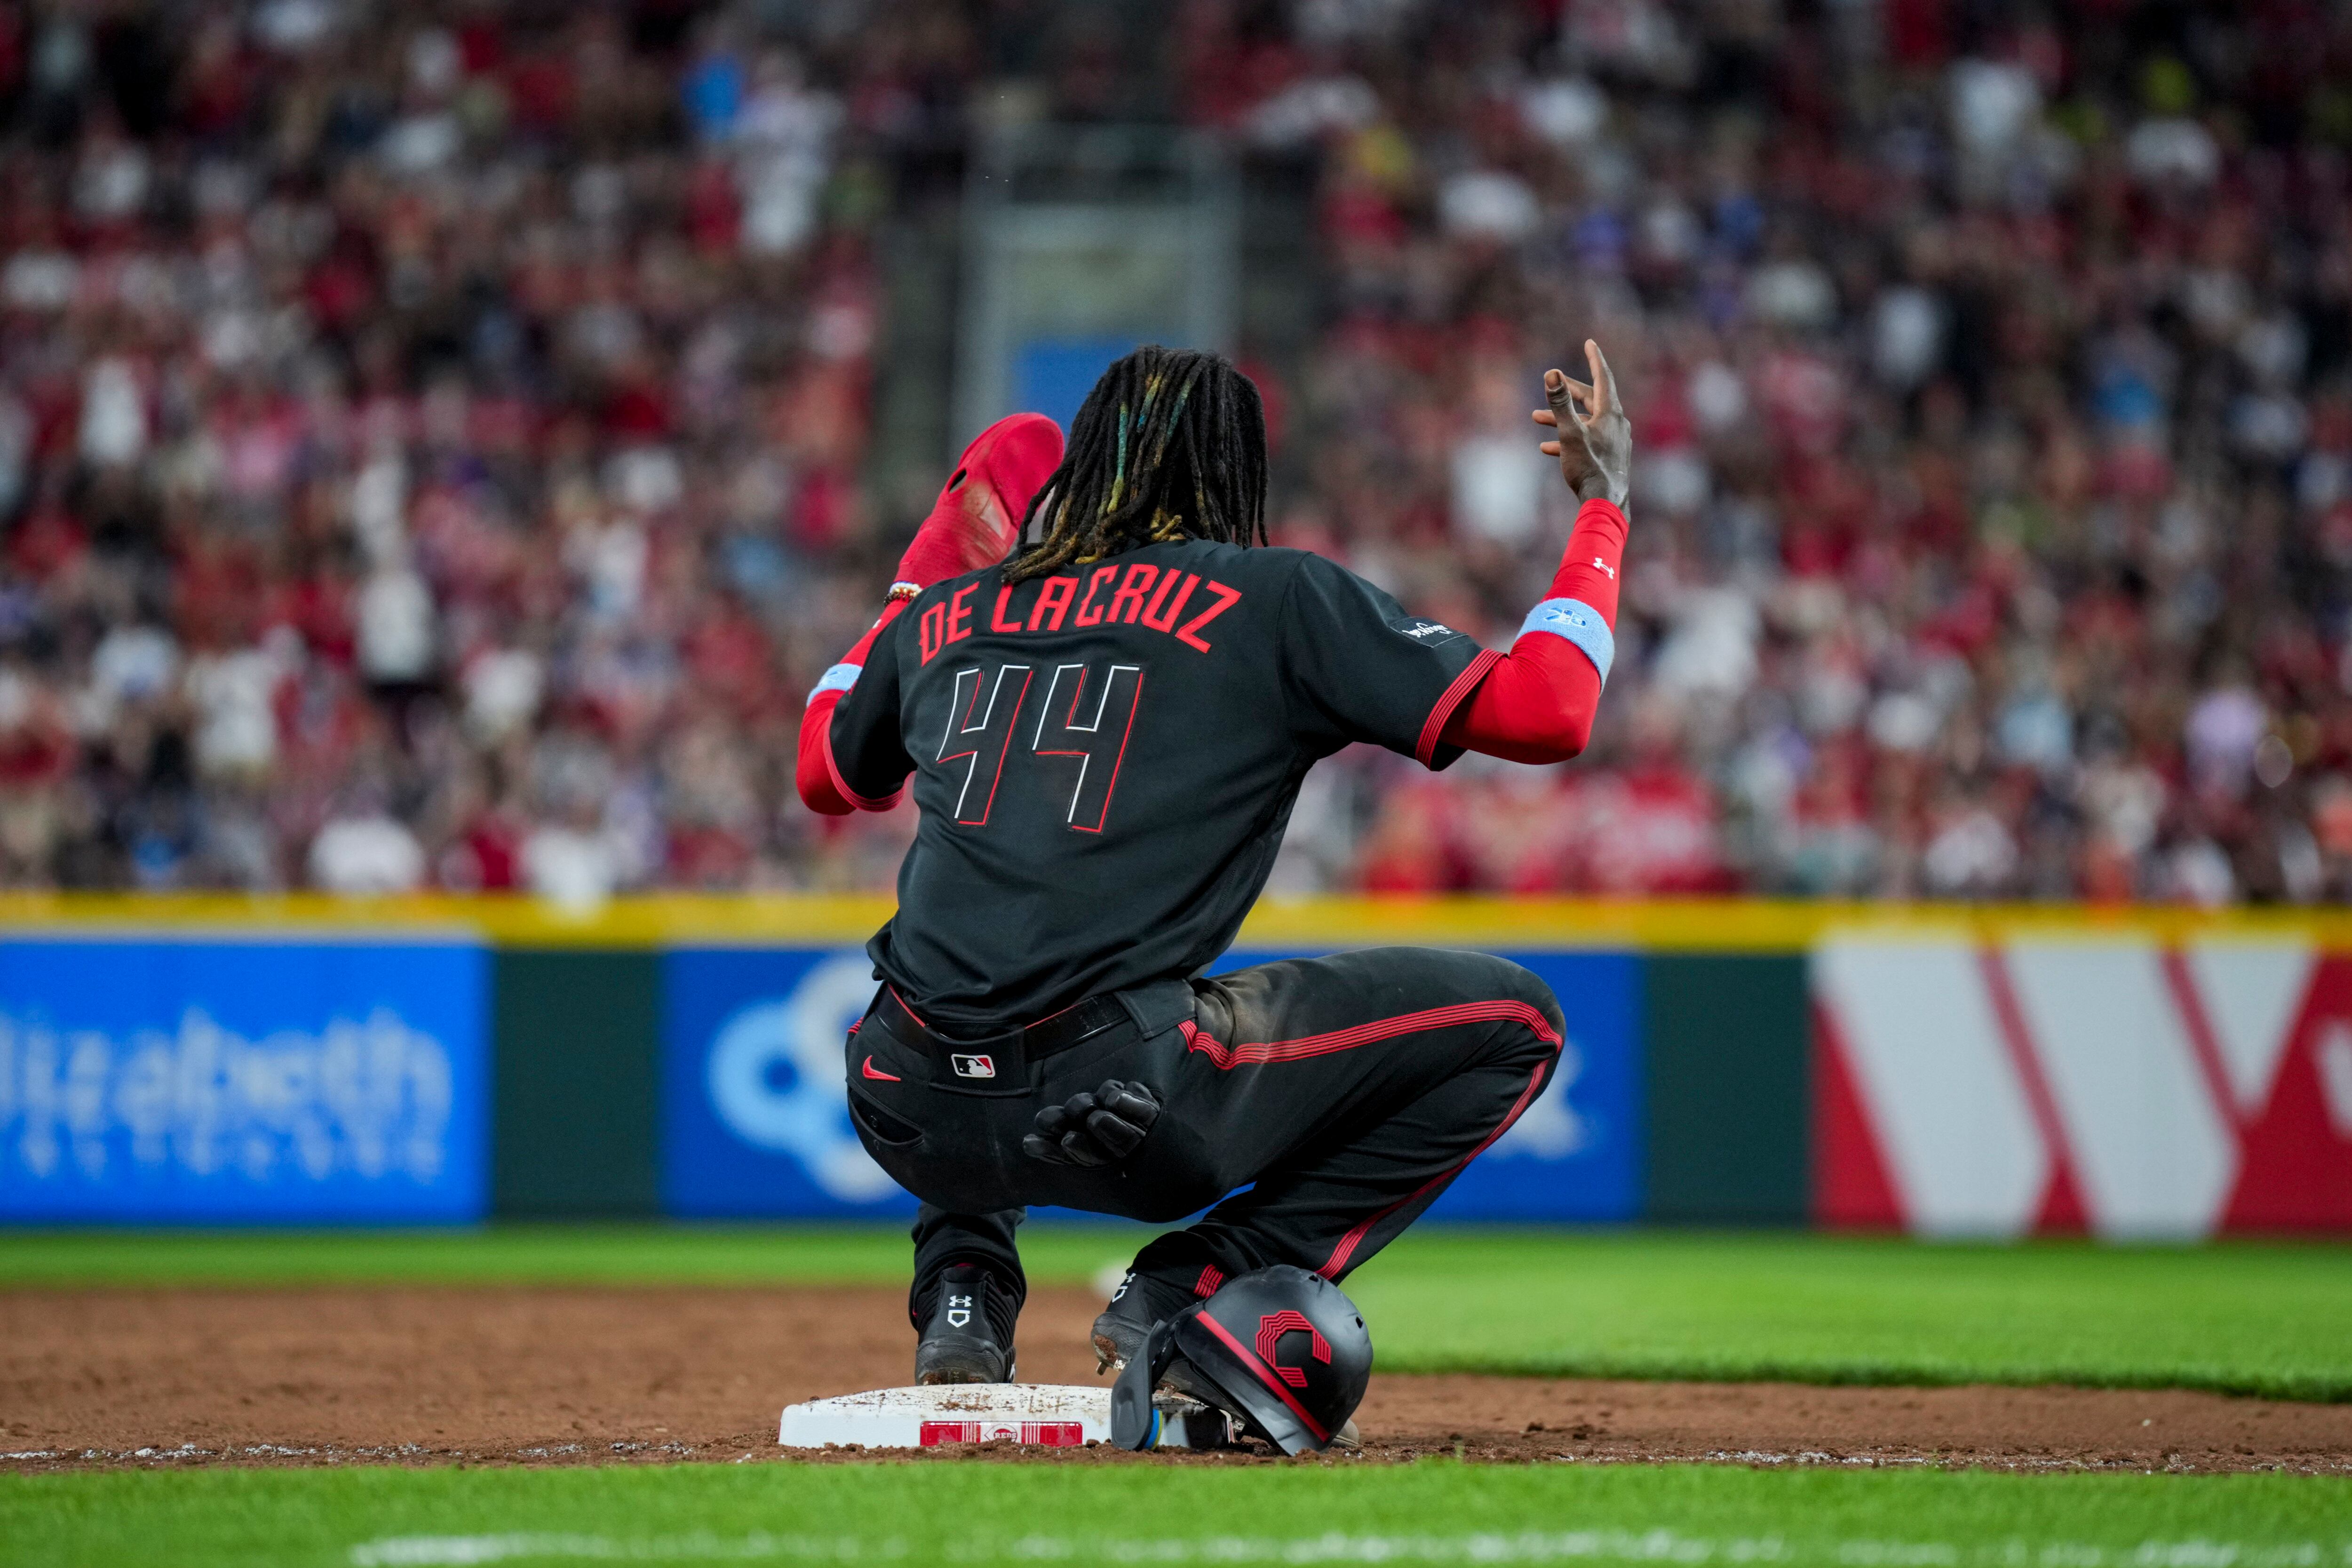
[1441,497,1628,765]
[796,599,910,815]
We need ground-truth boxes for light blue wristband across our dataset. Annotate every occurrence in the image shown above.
[1517,598,1614,683]
[805,662,862,706]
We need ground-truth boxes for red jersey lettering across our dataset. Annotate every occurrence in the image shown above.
[1107,564,1158,623]
[989,586,1022,634]
[918,603,947,663]
[1174,581,1243,652]
[946,583,978,645]
[1073,565,1118,626]
[1139,572,1196,632]
[1029,576,1076,631]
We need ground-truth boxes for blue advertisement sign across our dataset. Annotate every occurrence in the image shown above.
[663,947,916,1218]
[1408,950,1639,1221]
[662,945,1640,1223]
[0,936,488,1223]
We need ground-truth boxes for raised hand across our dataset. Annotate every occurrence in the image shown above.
[1533,339,1632,509]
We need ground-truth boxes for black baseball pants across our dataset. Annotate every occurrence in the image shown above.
[843,947,1564,1334]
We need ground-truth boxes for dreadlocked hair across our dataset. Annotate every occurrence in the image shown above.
[1001,346,1269,584]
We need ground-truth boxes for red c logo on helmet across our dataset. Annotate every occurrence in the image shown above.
[1255,1310,1332,1389]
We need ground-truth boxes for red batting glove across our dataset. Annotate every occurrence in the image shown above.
[891,413,1065,593]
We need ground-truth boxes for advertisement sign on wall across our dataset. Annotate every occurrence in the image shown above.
[1814,936,2352,1238]
[660,946,1640,1223]
[0,936,489,1223]
[1429,949,1641,1221]
[663,947,916,1218]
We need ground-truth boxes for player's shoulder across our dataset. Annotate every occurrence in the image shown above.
[1158,540,1336,586]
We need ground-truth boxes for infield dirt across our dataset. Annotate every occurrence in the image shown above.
[5,1284,2348,1474]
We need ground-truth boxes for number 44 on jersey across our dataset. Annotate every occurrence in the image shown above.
[936,661,1143,834]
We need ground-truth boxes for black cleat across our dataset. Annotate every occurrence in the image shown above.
[1089,1270,1228,1411]
[915,1263,1017,1385]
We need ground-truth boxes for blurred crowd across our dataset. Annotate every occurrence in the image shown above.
[0,0,898,898]
[0,0,2346,904]
[1222,0,2352,903]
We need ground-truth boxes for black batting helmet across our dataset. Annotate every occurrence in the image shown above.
[1109,1265,1372,1455]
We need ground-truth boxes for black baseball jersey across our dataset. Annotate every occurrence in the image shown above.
[826,540,1497,1029]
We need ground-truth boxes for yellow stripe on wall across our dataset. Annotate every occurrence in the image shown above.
[0,892,2348,951]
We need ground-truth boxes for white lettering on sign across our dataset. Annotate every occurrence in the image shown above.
[0,1007,452,1185]
[704,953,897,1203]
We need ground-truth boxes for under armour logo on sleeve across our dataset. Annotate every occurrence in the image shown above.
[1518,597,1614,683]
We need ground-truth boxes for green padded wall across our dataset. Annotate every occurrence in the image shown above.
[492,949,662,1218]
[1641,952,1810,1223]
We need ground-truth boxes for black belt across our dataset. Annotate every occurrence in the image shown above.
[872,987,1131,1068]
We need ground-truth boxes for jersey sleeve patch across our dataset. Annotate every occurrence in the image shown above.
[1394,618,1466,645]
[1517,597,1614,684]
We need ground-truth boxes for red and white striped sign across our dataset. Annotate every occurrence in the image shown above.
[1814,936,2352,1237]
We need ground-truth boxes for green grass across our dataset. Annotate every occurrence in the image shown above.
[1345,1231,2352,1402]
[5,1461,2349,1568]
[8,1226,2352,1401]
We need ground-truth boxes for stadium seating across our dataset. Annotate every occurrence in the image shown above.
[0,0,2342,902]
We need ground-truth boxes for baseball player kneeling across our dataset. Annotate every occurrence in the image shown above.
[797,341,1633,1453]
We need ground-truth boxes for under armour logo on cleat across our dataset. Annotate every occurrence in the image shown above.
[947,1292,973,1328]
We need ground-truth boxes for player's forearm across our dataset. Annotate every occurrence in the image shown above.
[1442,498,1626,764]
[797,690,858,815]
[795,601,907,816]
[1444,635,1603,762]
[1546,496,1626,622]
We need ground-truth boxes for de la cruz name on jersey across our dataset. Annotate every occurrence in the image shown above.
[912,559,1247,664]
[825,538,1496,1029]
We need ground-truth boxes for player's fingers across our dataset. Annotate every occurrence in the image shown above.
[1543,368,1581,423]
[1532,408,1558,427]
[1062,1130,1108,1167]
[1547,373,1591,414]
[1021,1132,1065,1163]
[1034,1105,1071,1138]
[1086,1109,1146,1158]
[1586,340,1618,415]
[1100,1082,1159,1122]
[1540,440,1563,456]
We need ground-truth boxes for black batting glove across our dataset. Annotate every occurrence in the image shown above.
[1022,1079,1160,1167]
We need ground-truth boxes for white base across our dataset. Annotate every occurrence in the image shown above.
[778,1383,1229,1450]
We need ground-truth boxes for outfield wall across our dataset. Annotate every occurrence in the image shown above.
[0,895,2345,1234]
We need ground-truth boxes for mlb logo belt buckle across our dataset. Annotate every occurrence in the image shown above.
[950,1053,997,1080]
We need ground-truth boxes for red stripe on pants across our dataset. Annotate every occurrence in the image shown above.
[1317,1057,1550,1279]
[1179,1000,1561,1070]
